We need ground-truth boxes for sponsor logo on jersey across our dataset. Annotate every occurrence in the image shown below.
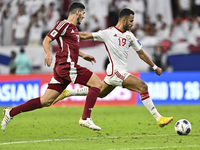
[137,40,141,45]
[71,29,75,33]
[126,35,131,40]
[113,34,117,37]
[50,30,58,37]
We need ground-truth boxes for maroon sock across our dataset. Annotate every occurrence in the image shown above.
[82,87,100,120]
[10,97,42,117]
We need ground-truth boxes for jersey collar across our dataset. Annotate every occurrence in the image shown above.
[114,26,126,33]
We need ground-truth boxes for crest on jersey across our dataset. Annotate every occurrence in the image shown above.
[126,35,131,41]
[50,30,58,37]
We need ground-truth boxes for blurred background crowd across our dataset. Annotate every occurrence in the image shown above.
[0,0,200,74]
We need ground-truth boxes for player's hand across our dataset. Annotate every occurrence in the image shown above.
[155,67,162,76]
[82,54,96,65]
[44,52,53,67]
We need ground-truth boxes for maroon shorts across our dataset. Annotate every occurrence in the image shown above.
[47,62,93,93]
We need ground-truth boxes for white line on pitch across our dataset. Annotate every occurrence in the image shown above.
[0,134,171,146]
[107,145,200,150]
[0,133,199,146]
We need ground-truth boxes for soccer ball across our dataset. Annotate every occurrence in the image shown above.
[175,119,192,135]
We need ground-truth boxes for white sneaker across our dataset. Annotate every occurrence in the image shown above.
[78,118,101,131]
[1,107,13,131]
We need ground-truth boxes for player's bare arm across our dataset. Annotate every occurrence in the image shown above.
[79,51,96,64]
[136,49,162,76]
[43,36,53,67]
[79,32,93,40]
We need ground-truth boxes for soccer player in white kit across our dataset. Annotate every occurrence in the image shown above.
[53,8,173,128]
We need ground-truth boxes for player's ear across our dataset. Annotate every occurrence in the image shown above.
[122,17,126,24]
[76,9,80,15]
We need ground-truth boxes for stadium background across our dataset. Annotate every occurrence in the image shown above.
[0,0,200,106]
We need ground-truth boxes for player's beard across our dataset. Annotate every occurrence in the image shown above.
[124,23,129,31]
[124,23,131,31]
[77,15,82,25]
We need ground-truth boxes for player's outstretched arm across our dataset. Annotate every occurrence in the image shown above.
[43,36,53,67]
[79,51,96,65]
[136,49,162,76]
[79,32,93,40]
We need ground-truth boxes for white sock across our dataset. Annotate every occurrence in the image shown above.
[67,87,89,96]
[142,97,161,122]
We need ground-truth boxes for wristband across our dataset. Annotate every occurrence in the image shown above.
[152,65,158,70]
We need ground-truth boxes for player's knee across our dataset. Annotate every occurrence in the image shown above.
[95,82,102,90]
[41,99,53,107]
[139,82,148,93]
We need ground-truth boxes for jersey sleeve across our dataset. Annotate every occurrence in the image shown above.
[47,21,70,40]
[130,33,142,51]
[92,29,109,42]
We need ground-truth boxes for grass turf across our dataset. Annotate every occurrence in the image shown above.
[0,105,200,150]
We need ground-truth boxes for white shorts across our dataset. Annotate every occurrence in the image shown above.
[104,70,130,87]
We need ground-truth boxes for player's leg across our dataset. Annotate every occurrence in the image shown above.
[81,73,101,120]
[1,73,68,131]
[98,81,115,98]
[122,74,173,127]
[53,80,116,104]
[75,72,102,130]
[1,88,60,131]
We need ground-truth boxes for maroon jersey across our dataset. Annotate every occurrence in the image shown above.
[47,20,80,64]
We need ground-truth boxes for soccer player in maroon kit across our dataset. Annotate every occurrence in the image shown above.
[1,2,102,131]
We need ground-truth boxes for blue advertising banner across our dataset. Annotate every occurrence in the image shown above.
[0,80,40,106]
[139,71,200,105]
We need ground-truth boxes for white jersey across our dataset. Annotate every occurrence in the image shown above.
[92,26,142,76]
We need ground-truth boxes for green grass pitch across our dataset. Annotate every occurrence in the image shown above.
[0,105,200,150]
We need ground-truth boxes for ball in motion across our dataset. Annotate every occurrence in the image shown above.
[175,119,192,135]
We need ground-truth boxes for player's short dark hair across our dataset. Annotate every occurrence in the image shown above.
[118,8,135,19]
[68,2,85,14]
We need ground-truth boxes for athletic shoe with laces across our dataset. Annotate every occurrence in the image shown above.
[1,107,13,131]
[78,118,101,131]
[53,89,68,105]
[157,116,173,127]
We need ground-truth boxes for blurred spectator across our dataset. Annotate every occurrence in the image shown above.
[169,15,190,55]
[130,0,145,28]
[12,4,30,45]
[170,15,187,42]
[24,0,43,16]
[9,51,17,74]
[155,14,164,31]
[187,17,200,53]
[43,2,60,36]
[150,45,163,71]
[144,16,151,32]
[176,0,193,18]
[131,23,145,40]
[28,13,44,46]
[115,0,129,11]
[79,0,90,32]
[14,47,32,74]
[156,23,170,42]
[38,4,46,25]
[87,0,110,32]
[2,2,13,45]
[146,0,173,27]
[140,21,159,58]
